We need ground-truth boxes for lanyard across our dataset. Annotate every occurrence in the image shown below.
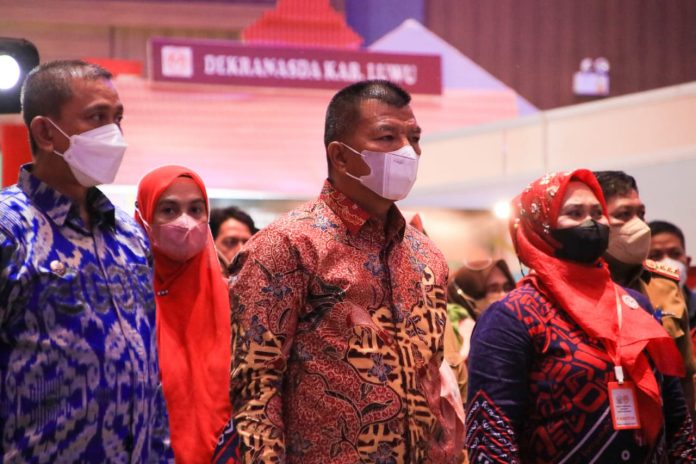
[607,287,641,431]
[613,288,625,384]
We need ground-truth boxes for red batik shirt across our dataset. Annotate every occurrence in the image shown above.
[228,180,450,463]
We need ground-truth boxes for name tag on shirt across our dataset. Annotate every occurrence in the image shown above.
[608,381,641,430]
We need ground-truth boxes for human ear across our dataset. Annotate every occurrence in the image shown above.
[327,141,349,174]
[29,116,57,154]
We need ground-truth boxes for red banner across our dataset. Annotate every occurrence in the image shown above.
[150,38,442,95]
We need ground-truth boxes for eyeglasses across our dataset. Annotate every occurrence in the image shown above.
[462,257,494,271]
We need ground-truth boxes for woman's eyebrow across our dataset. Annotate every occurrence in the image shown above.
[157,198,179,206]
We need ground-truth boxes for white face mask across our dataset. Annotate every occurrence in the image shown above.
[658,256,688,287]
[607,217,652,265]
[49,119,127,187]
[340,142,419,201]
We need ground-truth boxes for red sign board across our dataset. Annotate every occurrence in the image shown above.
[150,37,442,95]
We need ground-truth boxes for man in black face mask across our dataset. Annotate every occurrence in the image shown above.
[595,170,696,418]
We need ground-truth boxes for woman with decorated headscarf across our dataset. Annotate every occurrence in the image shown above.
[135,166,240,463]
[465,169,696,462]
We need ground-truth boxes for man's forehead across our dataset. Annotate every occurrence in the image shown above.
[358,99,417,124]
[652,232,683,248]
[70,75,112,92]
[221,218,252,233]
[607,191,644,209]
[69,77,120,103]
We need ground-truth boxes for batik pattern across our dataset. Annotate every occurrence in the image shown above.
[212,418,242,464]
[229,180,450,463]
[466,283,696,463]
[0,166,172,462]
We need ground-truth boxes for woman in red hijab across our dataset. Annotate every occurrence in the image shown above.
[465,169,696,462]
[136,166,239,463]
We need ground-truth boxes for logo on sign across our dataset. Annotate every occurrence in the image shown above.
[162,46,193,78]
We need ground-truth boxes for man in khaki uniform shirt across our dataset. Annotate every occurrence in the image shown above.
[595,171,696,418]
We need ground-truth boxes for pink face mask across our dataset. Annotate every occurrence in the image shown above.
[339,142,419,201]
[143,213,209,262]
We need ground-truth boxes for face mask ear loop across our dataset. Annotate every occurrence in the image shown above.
[134,205,152,233]
[46,118,72,157]
[337,141,361,155]
[45,118,71,141]
[337,141,366,183]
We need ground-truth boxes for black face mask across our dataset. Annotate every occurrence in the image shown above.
[551,219,610,264]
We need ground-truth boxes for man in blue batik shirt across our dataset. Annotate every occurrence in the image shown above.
[0,60,173,461]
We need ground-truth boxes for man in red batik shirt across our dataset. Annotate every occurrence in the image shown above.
[228,80,462,463]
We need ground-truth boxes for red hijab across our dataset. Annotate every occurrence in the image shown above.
[136,166,231,463]
[510,169,683,445]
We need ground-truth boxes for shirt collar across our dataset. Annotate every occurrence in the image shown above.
[18,164,116,229]
[319,179,406,240]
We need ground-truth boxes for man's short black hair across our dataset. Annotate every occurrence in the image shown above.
[593,170,639,201]
[21,59,112,154]
[649,220,686,249]
[323,80,411,147]
[209,206,258,239]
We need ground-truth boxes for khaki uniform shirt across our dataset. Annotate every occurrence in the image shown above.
[638,260,696,377]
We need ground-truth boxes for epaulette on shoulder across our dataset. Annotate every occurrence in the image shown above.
[643,258,681,281]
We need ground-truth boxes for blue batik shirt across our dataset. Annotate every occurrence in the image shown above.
[0,165,173,462]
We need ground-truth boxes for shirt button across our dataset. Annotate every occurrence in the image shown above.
[621,450,630,461]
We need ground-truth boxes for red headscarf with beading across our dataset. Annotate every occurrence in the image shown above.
[510,169,683,445]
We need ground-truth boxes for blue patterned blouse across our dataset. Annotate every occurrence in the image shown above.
[0,165,173,462]
[466,283,696,463]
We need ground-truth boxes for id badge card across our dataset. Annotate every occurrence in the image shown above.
[608,381,641,430]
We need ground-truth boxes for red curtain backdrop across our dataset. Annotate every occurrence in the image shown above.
[0,124,32,187]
